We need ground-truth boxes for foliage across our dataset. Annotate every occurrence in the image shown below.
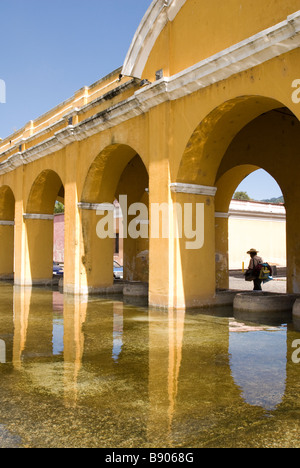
[233,191,251,201]
[54,201,65,214]
[261,196,284,204]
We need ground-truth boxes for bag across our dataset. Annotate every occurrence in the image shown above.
[245,269,257,282]
[258,263,273,283]
[245,260,272,282]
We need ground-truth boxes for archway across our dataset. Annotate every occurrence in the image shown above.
[176,96,283,186]
[215,106,300,294]
[0,186,15,278]
[215,167,286,292]
[25,170,64,285]
[175,96,300,307]
[231,170,286,274]
[80,144,149,295]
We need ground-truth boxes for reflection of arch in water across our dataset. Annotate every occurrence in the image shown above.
[0,339,6,363]
[229,322,287,411]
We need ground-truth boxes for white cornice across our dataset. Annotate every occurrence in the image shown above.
[0,220,14,226]
[170,183,217,196]
[78,202,115,211]
[0,11,299,175]
[215,212,229,219]
[23,213,54,220]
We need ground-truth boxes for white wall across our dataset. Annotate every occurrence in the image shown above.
[228,200,286,270]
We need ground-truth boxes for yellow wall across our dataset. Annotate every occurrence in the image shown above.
[142,0,300,81]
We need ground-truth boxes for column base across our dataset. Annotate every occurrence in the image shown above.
[149,289,240,310]
[0,274,14,281]
[14,278,59,287]
[64,280,149,299]
[63,282,123,296]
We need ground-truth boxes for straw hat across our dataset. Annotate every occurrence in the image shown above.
[247,248,259,254]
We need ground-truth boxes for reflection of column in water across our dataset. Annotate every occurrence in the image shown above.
[12,286,31,369]
[24,290,53,358]
[147,309,185,444]
[63,295,87,407]
[112,303,124,362]
[167,309,185,432]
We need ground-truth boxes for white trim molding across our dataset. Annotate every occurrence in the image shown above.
[0,220,14,226]
[170,182,217,196]
[23,213,54,220]
[135,10,300,105]
[78,202,115,211]
[122,0,186,78]
[215,212,229,219]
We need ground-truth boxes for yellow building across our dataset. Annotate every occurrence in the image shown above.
[0,0,300,309]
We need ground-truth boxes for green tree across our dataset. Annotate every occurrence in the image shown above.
[54,201,65,214]
[233,191,251,201]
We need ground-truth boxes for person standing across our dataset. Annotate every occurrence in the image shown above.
[247,248,263,291]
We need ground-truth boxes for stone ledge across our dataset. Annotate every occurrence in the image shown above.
[123,282,149,298]
[292,298,300,331]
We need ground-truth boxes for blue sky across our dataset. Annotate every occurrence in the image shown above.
[0,0,283,201]
[236,170,283,201]
[0,0,151,138]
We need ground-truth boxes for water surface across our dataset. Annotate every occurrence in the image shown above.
[0,283,299,448]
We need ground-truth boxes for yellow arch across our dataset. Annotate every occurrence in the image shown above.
[81,144,148,204]
[215,107,300,207]
[0,185,15,221]
[215,165,261,213]
[176,95,286,186]
[26,170,64,215]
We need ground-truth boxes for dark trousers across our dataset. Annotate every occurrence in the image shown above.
[253,278,262,291]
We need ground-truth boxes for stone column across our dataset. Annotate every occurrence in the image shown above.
[78,203,115,294]
[148,163,174,309]
[24,214,54,285]
[0,220,14,277]
[169,183,217,309]
[148,181,217,309]
[14,213,54,286]
[63,181,81,295]
[14,197,26,287]
[286,199,300,294]
[215,212,229,290]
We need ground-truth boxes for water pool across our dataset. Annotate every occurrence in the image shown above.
[0,283,299,448]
